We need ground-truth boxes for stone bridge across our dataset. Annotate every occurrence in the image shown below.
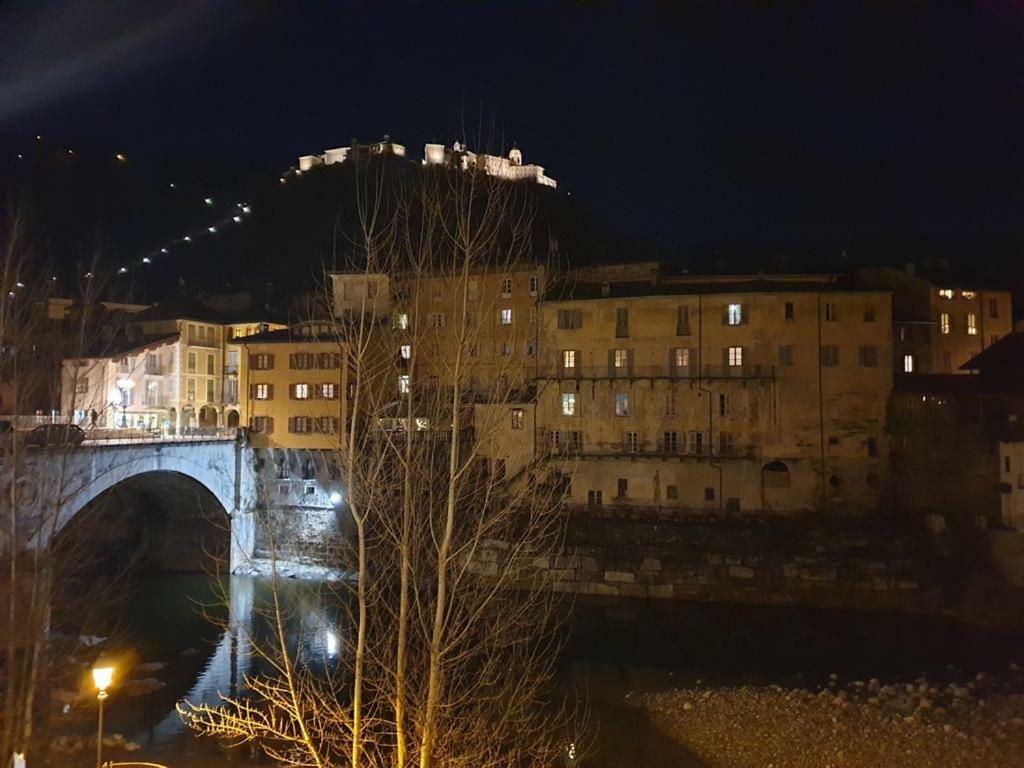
[3,434,261,571]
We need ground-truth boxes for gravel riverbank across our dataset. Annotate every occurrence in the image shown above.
[637,666,1024,767]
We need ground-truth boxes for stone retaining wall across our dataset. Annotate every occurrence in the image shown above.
[477,513,946,613]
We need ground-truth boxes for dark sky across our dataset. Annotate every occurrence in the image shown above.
[2,1,1024,262]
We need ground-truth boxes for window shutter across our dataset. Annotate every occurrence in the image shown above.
[288,417,295,433]
[722,348,729,367]
[668,348,677,374]
[248,354,257,369]
[249,384,256,399]
[721,305,729,325]
[267,384,274,399]
[607,349,615,377]
[267,354,275,369]
[266,417,274,434]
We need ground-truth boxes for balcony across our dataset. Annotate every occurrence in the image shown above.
[186,334,219,349]
[540,364,775,381]
[536,441,759,461]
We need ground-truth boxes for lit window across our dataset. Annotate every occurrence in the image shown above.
[903,354,915,373]
[398,374,410,394]
[562,349,576,369]
[561,393,576,416]
[938,289,954,299]
[511,408,524,430]
[499,308,513,325]
[614,349,628,368]
[673,348,690,368]
[727,346,743,366]
[529,275,539,296]
[254,383,270,400]
[501,277,513,297]
[961,290,976,300]
[319,383,337,399]
[293,383,310,399]
[400,344,411,360]
[966,313,977,335]
[615,392,629,416]
[393,313,409,330]
[726,303,743,325]
[940,313,950,334]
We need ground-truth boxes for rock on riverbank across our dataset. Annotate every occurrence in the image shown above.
[638,667,1024,767]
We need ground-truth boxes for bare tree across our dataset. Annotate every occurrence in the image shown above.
[0,206,138,766]
[183,150,577,767]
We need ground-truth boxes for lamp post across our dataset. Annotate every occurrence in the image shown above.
[92,664,114,768]
[115,378,135,429]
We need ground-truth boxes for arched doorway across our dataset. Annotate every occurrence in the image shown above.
[225,409,240,428]
[198,405,218,428]
[762,460,791,512]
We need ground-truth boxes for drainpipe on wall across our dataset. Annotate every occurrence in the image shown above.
[697,294,723,511]
[817,292,827,514]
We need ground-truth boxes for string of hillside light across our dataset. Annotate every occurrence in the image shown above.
[6,135,269,288]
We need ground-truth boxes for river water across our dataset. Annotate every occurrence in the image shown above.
[46,573,1024,767]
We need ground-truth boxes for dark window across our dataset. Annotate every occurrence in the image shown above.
[784,301,795,320]
[704,486,715,502]
[617,478,628,498]
[867,437,878,457]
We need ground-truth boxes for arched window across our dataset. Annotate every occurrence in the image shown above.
[762,460,790,488]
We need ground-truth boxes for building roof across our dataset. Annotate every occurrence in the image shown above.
[961,332,1024,374]
[66,332,181,362]
[236,325,342,345]
[130,298,282,326]
[547,275,885,301]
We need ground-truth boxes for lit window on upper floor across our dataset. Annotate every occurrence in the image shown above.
[499,308,513,325]
[393,313,409,330]
[400,345,411,360]
[529,275,539,296]
[398,374,410,394]
[938,289,954,299]
[940,313,950,334]
[726,303,743,325]
[562,349,576,369]
[562,392,576,416]
[966,313,978,336]
[961,290,976,300]
[903,354,915,373]
[615,392,630,416]
[501,278,513,297]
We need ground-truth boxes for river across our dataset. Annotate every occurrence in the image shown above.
[43,573,1024,767]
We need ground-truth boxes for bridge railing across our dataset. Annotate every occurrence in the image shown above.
[83,426,243,445]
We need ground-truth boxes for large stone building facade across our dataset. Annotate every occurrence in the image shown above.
[532,275,893,515]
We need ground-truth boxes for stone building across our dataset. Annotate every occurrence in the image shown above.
[857,266,1012,374]
[532,273,893,515]
[888,333,1024,527]
[422,142,557,188]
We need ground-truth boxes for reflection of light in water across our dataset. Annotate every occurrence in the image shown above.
[326,630,338,656]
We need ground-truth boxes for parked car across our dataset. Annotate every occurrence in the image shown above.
[24,424,85,449]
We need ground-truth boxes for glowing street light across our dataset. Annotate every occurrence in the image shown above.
[115,153,127,162]
[204,197,214,205]
[92,664,114,768]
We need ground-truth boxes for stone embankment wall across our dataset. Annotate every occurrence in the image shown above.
[480,512,946,613]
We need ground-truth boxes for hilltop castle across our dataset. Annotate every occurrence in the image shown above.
[298,138,557,188]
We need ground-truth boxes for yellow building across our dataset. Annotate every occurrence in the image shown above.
[238,323,349,450]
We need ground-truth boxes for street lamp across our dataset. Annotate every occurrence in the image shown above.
[92,664,114,768]
[115,378,135,429]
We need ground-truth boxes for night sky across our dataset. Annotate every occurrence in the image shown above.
[1,1,1023,289]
